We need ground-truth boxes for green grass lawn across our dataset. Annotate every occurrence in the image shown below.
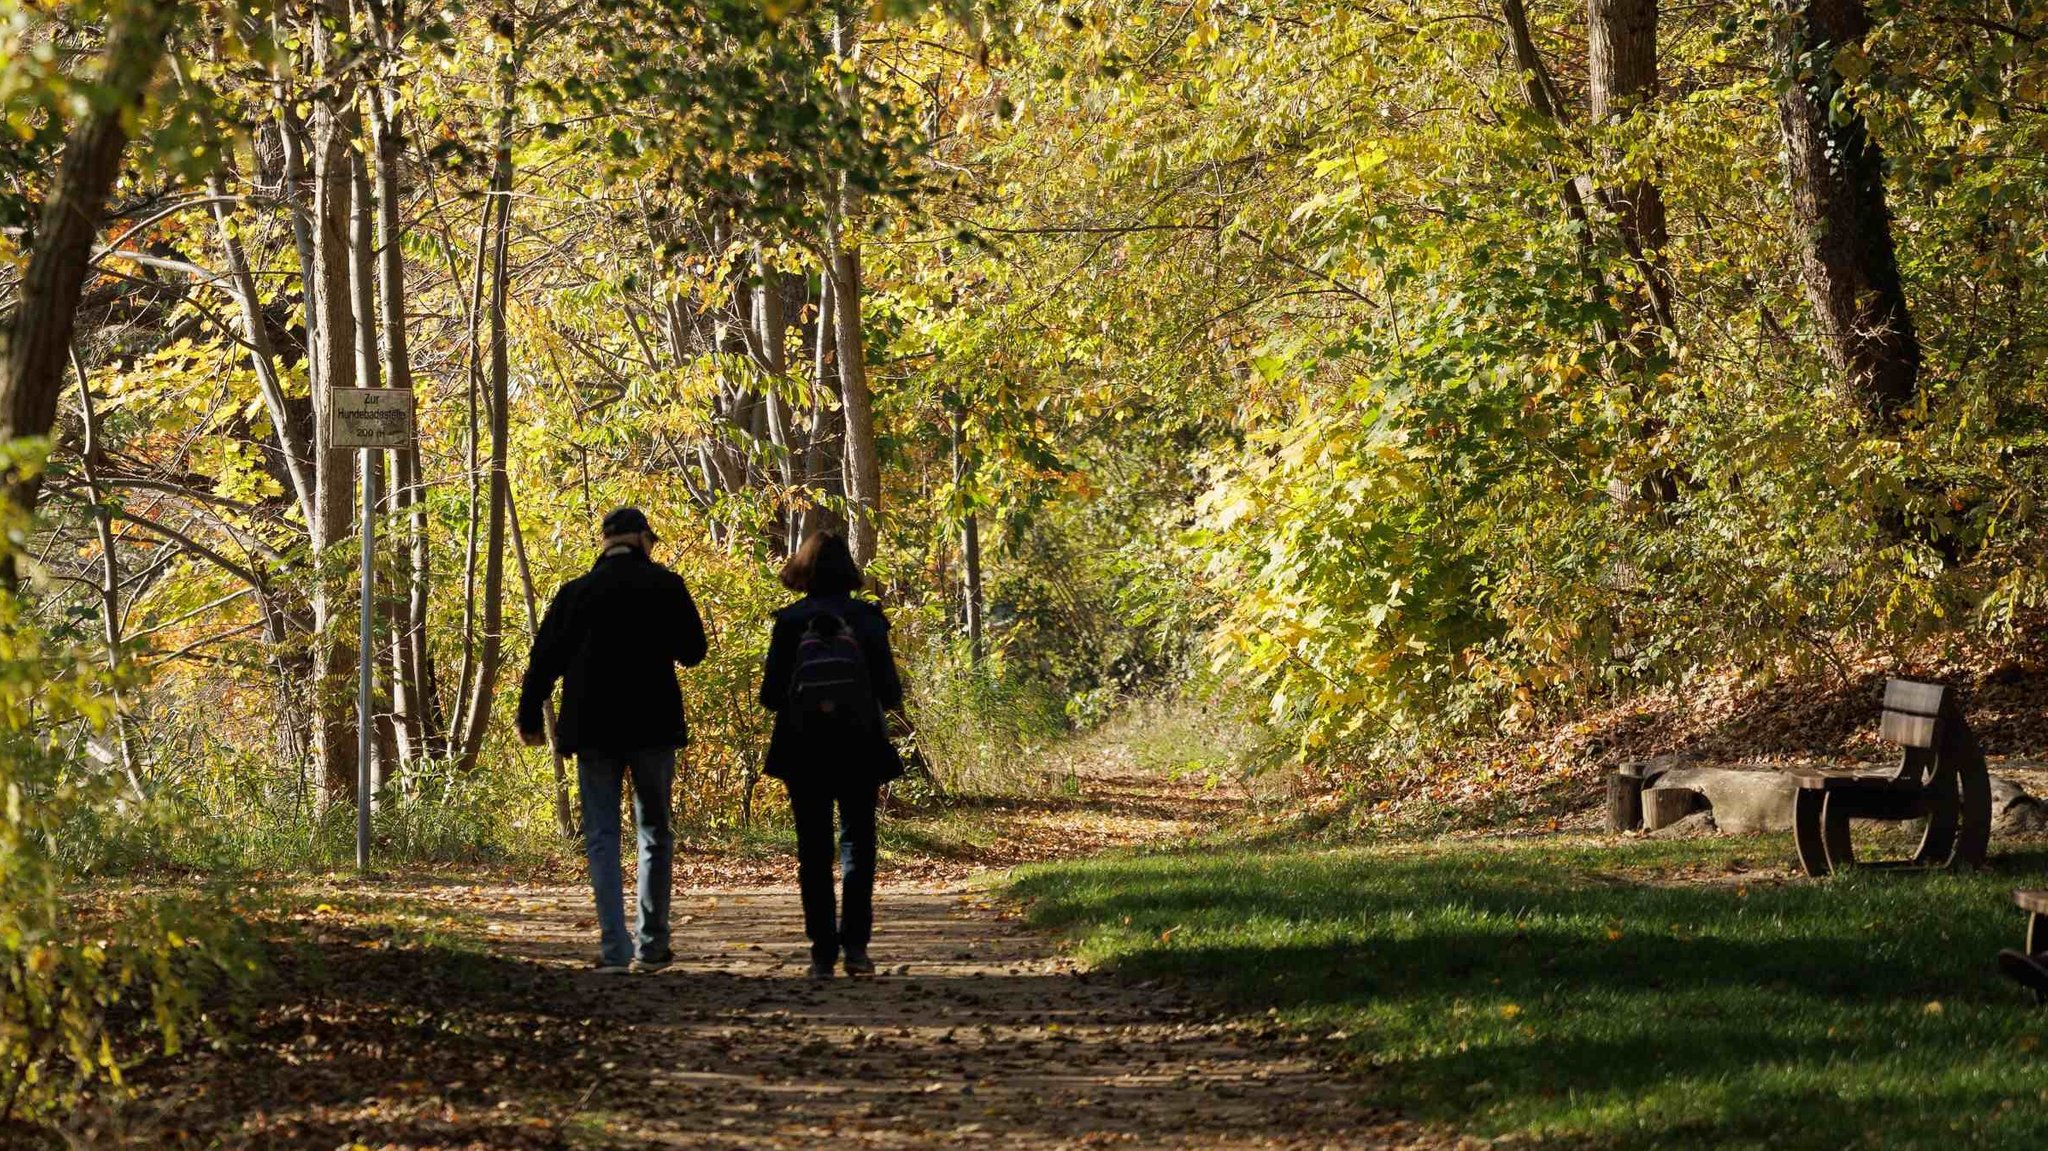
[1007,835,2048,1150]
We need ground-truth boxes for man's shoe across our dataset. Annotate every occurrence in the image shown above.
[807,960,836,981]
[844,950,876,977]
[590,959,631,975]
[631,954,673,974]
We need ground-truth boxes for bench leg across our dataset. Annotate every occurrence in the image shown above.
[1954,767,1992,869]
[2007,915,2048,1005]
[1794,789,1830,877]
[1914,769,1959,866]
[1821,793,1857,872]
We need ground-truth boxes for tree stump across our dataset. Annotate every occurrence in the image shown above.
[1607,767,1645,832]
[1643,786,1703,832]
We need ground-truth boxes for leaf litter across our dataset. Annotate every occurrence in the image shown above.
[72,746,1479,1150]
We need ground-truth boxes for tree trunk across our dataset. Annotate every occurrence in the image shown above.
[826,226,880,565]
[1774,0,1919,425]
[348,149,393,796]
[755,256,798,555]
[804,272,847,540]
[366,80,432,765]
[209,177,319,527]
[1588,0,1681,507]
[72,348,145,795]
[277,106,323,389]
[508,488,573,838]
[265,110,326,782]
[309,1,361,806]
[1,0,175,540]
[1500,0,1607,343]
[951,406,984,666]
[827,11,881,565]
[454,68,517,774]
[1588,0,1674,333]
[447,144,500,750]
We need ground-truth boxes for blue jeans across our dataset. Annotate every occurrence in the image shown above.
[578,747,675,966]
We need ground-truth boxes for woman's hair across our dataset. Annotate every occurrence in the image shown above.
[779,530,865,595]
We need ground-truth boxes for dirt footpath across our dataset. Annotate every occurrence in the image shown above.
[478,882,1434,1150]
[101,744,1459,1150]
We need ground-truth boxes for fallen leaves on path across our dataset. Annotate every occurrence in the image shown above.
[68,748,1472,1151]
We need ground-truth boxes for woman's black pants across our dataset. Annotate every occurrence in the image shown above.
[787,783,878,965]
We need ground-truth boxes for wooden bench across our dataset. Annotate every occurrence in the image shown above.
[1791,679,1991,877]
[1998,891,2048,1003]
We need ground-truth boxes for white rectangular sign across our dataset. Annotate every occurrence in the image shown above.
[326,388,414,450]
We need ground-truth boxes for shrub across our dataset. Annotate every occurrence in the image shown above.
[0,589,256,1131]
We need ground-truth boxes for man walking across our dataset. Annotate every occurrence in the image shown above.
[518,507,707,974]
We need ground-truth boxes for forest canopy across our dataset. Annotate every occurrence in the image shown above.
[2,0,2044,812]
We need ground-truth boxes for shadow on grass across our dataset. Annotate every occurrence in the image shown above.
[1011,838,2048,1150]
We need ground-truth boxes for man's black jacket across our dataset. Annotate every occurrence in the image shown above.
[517,546,708,756]
[758,593,905,786]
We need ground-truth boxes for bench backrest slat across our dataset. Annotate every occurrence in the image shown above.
[1880,710,1940,750]
[1884,679,1947,717]
[1875,671,1941,761]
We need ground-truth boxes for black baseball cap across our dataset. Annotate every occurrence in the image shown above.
[601,506,658,542]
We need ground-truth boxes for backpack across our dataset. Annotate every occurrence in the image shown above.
[787,611,878,740]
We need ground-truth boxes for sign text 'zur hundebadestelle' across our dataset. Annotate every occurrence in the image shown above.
[326,388,414,450]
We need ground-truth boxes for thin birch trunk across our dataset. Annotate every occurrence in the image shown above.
[367,78,432,763]
[454,61,517,773]
[71,348,145,795]
[826,10,882,565]
[447,141,499,753]
[208,176,318,527]
[277,106,322,392]
[755,255,797,555]
[348,148,392,795]
[508,490,573,837]
[826,221,880,565]
[309,0,361,806]
[804,272,846,539]
[951,406,984,666]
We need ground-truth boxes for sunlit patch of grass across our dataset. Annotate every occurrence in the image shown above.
[1010,834,2048,1150]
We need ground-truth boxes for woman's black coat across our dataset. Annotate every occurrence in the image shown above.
[758,593,905,786]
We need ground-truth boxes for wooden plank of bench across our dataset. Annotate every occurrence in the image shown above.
[1884,679,1947,716]
[1792,773,1923,791]
[1880,709,1939,748]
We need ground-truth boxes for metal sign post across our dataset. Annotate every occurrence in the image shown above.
[358,448,375,871]
[326,388,414,873]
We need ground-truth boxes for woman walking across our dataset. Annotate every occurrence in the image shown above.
[759,531,906,979]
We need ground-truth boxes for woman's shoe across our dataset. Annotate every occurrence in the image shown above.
[844,950,876,977]
[808,960,836,981]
